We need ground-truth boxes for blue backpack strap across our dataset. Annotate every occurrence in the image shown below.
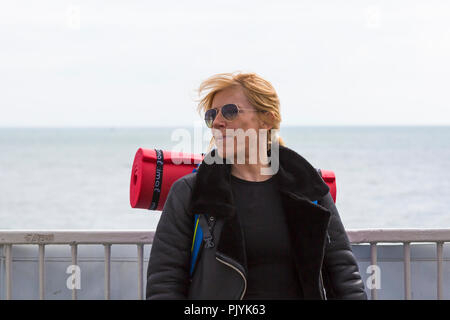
[312,168,322,205]
[190,214,203,276]
[313,169,331,243]
[190,213,215,277]
[190,164,203,277]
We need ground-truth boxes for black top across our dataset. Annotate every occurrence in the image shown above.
[230,174,302,300]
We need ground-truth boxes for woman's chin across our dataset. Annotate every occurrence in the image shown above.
[215,144,236,162]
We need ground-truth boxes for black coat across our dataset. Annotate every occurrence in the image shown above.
[146,145,367,300]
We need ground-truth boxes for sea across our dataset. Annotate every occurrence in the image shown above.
[1,126,449,230]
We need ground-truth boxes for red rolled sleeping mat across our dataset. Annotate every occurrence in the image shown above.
[130,149,204,211]
[130,148,337,211]
[319,169,337,203]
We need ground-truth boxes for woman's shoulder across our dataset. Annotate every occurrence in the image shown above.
[173,171,197,191]
[161,172,198,217]
[167,171,198,204]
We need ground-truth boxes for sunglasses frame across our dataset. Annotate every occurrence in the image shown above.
[204,104,263,128]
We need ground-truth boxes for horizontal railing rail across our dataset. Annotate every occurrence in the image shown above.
[0,229,449,300]
[348,229,450,243]
[0,230,154,245]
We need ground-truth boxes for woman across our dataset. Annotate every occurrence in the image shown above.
[146,72,367,300]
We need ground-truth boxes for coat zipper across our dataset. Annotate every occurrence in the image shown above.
[216,254,247,300]
[319,270,327,300]
[199,215,215,248]
[199,216,247,299]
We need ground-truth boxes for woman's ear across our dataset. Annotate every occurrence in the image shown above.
[264,122,273,130]
[260,111,274,130]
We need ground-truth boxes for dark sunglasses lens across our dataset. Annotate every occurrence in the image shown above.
[221,104,239,120]
[204,109,216,128]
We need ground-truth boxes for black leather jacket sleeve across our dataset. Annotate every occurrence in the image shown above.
[145,177,194,299]
[320,192,368,300]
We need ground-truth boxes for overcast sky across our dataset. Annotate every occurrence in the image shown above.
[1,0,449,127]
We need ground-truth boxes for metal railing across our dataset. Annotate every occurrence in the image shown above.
[0,230,154,300]
[348,229,450,300]
[0,228,449,300]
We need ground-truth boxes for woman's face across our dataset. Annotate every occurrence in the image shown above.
[210,86,271,162]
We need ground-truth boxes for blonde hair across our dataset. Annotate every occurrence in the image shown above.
[196,71,285,152]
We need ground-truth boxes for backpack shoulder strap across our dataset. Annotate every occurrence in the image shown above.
[190,214,203,276]
[190,214,214,277]
[189,164,211,277]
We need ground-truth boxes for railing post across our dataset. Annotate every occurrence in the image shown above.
[5,244,12,300]
[104,244,111,300]
[137,244,144,300]
[38,244,45,300]
[71,244,78,300]
[437,242,443,300]
[403,242,411,300]
[370,242,378,300]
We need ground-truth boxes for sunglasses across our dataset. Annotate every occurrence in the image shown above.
[204,104,264,128]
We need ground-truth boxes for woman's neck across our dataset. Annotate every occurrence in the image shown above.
[228,144,274,182]
[230,162,273,182]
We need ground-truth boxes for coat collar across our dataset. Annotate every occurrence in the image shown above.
[189,144,330,218]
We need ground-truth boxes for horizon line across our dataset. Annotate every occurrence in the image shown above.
[0,124,449,129]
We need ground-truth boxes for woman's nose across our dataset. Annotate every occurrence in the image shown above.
[212,110,226,129]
